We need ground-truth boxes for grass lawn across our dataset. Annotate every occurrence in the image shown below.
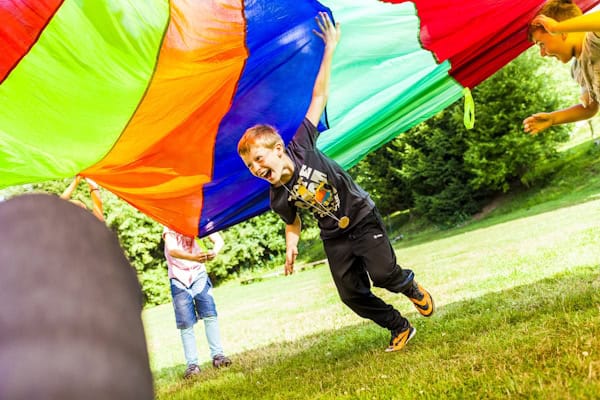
[145,189,600,398]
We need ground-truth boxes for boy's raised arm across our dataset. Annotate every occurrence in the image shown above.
[305,12,341,127]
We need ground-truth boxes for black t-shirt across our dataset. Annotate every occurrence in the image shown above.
[270,118,374,239]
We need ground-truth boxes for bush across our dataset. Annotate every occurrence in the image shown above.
[351,47,572,227]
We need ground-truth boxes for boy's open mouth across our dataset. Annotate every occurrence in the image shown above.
[260,169,272,180]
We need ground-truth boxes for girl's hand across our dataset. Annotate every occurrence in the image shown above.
[523,112,553,135]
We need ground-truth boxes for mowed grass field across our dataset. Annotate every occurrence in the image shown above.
[144,186,600,398]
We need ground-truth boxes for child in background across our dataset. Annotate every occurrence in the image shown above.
[163,228,231,378]
[524,0,600,135]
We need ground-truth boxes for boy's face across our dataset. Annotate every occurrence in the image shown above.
[240,143,288,186]
[531,30,572,63]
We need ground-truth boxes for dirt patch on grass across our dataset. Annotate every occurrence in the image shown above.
[473,194,508,220]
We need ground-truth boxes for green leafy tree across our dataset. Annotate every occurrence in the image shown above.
[400,112,484,226]
[350,141,412,215]
[350,47,573,226]
[102,193,168,306]
[207,211,287,281]
[463,49,572,191]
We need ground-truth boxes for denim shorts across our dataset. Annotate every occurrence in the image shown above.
[170,276,217,329]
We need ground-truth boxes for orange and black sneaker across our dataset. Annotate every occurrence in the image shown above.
[385,324,416,352]
[404,280,435,317]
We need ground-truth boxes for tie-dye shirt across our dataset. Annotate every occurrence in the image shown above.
[163,228,207,288]
[571,32,600,106]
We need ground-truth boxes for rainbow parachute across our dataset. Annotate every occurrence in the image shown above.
[2,0,599,236]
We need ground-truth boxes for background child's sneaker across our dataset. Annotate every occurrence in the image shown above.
[183,364,201,379]
[404,280,435,317]
[212,354,232,368]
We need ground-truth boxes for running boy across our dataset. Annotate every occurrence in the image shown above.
[237,12,434,352]
[524,0,600,135]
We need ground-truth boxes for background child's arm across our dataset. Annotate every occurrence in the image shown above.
[524,102,599,135]
[85,178,104,221]
[165,232,211,262]
[533,12,600,33]
[60,176,81,200]
[207,232,224,255]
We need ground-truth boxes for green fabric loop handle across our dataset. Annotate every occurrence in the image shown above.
[463,87,475,129]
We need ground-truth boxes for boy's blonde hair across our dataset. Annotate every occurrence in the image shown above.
[528,0,582,40]
[237,124,284,156]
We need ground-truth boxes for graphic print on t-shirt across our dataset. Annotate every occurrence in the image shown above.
[289,164,340,218]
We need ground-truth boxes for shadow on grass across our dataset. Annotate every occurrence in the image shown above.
[154,266,600,399]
